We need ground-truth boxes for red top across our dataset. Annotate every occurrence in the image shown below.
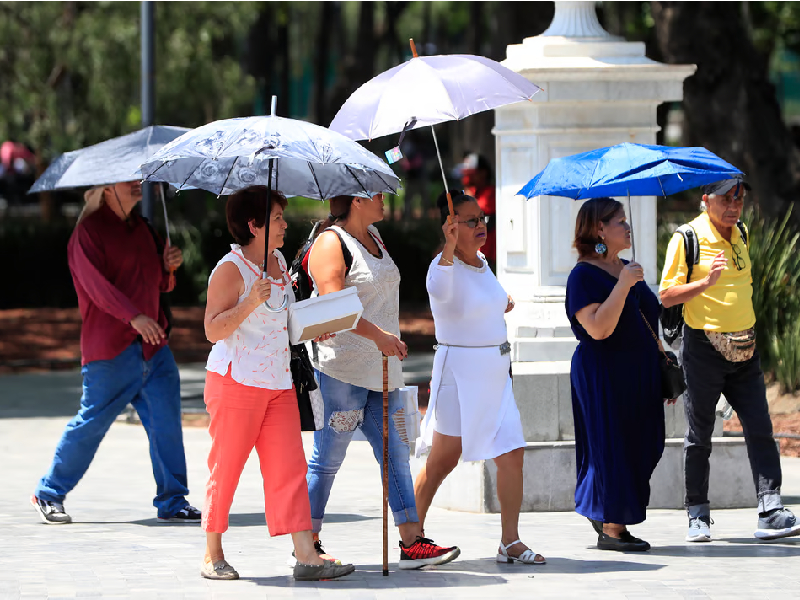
[68,203,174,365]
[468,184,496,263]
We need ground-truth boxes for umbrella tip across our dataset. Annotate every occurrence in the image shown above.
[409,38,419,58]
[270,96,277,117]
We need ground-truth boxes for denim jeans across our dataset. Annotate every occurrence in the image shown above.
[682,326,782,514]
[306,371,418,532]
[35,342,190,519]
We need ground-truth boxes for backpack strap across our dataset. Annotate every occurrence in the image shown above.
[300,227,353,277]
[676,224,699,283]
[736,220,748,246]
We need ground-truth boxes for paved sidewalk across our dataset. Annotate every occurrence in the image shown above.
[2,371,800,599]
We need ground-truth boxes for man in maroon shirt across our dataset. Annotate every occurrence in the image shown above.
[31,181,201,525]
[460,153,496,271]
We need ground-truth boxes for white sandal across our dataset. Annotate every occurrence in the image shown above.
[496,539,546,565]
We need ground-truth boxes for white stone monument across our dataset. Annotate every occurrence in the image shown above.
[412,1,754,513]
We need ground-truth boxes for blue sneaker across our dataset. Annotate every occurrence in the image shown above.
[754,508,800,540]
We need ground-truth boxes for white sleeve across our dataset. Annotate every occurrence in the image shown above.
[426,257,455,302]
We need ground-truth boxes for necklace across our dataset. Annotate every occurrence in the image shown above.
[454,248,482,268]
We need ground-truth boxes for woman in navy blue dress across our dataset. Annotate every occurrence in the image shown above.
[566,198,671,552]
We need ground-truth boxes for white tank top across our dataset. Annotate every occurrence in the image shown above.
[206,245,295,390]
[311,225,404,392]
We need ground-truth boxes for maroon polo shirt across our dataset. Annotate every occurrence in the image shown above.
[68,202,174,365]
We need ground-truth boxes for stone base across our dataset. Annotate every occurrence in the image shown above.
[410,438,756,513]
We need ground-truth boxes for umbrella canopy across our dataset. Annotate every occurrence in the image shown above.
[517,143,744,200]
[28,126,190,193]
[139,115,400,198]
[329,54,541,141]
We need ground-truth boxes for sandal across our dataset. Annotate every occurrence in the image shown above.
[496,539,546,565]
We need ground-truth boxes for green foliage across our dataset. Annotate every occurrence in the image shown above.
[744,205,800,391]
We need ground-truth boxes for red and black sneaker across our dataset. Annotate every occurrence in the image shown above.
[398,536,460,570]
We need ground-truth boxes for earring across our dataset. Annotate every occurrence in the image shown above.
[595,240,607,255]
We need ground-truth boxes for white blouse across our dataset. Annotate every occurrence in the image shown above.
[206,245,295,390]
[427,252,509,346]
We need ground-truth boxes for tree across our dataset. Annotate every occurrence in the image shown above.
[652,1,800,216]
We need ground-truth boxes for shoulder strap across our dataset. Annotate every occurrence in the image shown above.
[676,224,699,282]
[736,220,748,246]
[329,228,353,274]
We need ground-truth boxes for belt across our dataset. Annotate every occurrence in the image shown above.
[433,341,511,355]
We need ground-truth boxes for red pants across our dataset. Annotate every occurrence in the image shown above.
[202,369,312,536]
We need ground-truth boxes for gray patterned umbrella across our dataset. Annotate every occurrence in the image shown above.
[139,113,401,198]
[28,126,190,193]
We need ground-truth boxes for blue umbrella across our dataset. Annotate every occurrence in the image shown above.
[517,143,743,200]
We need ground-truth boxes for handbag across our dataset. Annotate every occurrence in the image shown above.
[640,309,687,400]
[290,343,324,431]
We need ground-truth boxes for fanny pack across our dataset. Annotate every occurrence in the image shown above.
[705,328,756,362]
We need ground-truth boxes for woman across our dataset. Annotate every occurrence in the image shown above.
[201,186,354,581]
[306,193,460,570]
[566,197,668,552]
[414,192,545,565]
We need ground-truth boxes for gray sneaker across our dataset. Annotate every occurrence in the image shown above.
[200,559,239,580]
[292,561,355,581]
[686,516,712,542]
[31,495,72,525]
[754,508,800,540]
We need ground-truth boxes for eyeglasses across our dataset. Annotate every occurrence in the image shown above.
[457,214,489,228]
[731,242,745,271]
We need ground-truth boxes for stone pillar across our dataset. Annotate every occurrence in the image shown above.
[412,1,756,513]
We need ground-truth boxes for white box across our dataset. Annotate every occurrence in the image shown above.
[288,287,364,345]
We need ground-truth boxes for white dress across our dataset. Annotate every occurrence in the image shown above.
[417,252,525,462]
[310,225,404,392]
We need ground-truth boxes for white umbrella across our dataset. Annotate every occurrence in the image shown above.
[330,40,541,216]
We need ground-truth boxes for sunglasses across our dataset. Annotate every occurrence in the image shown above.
[732,243,745,271]
[457,213,490,228]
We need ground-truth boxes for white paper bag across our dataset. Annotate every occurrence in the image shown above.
[288,287,363,345]
[398,386,421,455]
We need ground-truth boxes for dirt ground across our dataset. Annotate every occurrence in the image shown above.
[3,307,798,456]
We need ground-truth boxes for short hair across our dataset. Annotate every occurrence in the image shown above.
[226,186,288,246]
[573,197,624,259]
[436,190,476,225]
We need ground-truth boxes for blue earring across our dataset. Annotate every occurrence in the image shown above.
[595,241,607,255]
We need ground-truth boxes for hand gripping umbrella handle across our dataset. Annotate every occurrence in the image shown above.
[262,271,289,313]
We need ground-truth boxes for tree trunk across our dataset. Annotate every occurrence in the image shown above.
[652,1,800,216]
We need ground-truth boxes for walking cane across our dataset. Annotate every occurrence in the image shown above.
[382,354,389,576]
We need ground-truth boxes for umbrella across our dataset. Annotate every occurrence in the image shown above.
[517,143,743,200]
[516,143,745,260]
[330,40,541,217]
[28,126,190,193]
[140,97,401,313]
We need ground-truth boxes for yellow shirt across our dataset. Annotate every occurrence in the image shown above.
[659,212,755,332]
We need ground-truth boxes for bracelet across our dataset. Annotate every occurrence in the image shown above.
[439,257,454,266]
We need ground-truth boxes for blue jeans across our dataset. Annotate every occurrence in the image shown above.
[307,371,418,532]
[35,343,190,519]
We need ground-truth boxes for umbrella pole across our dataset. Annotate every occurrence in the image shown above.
[430,125,454,220]
[627,191,636,262]
[382,354,389,577]
[409,38,454,221]
[157,184,176,286]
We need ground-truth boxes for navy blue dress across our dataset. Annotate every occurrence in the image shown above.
[565,262,665,525]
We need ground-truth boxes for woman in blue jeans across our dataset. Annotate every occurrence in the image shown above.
[305,193,459,569]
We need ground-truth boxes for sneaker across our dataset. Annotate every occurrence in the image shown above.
[158,505,201,523]
[30,495,72,524]
[398,536,460,570]
[287,540,342,567]
[754,508,800,540]
[686,516,712,542]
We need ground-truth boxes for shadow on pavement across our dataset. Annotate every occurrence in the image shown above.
[489,556,664,573]
[126,512,378,528]
[648,541,800,557]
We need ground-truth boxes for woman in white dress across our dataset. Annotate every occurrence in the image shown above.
[413,191,546,565]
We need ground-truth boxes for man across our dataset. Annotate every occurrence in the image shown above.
[31,181,200,525]
[660,178,799,542]
[459,153,496,270]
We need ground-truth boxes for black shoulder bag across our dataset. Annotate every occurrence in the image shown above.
[641,308,686,400]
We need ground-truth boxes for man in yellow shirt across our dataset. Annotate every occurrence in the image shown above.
[660,178,798,543]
